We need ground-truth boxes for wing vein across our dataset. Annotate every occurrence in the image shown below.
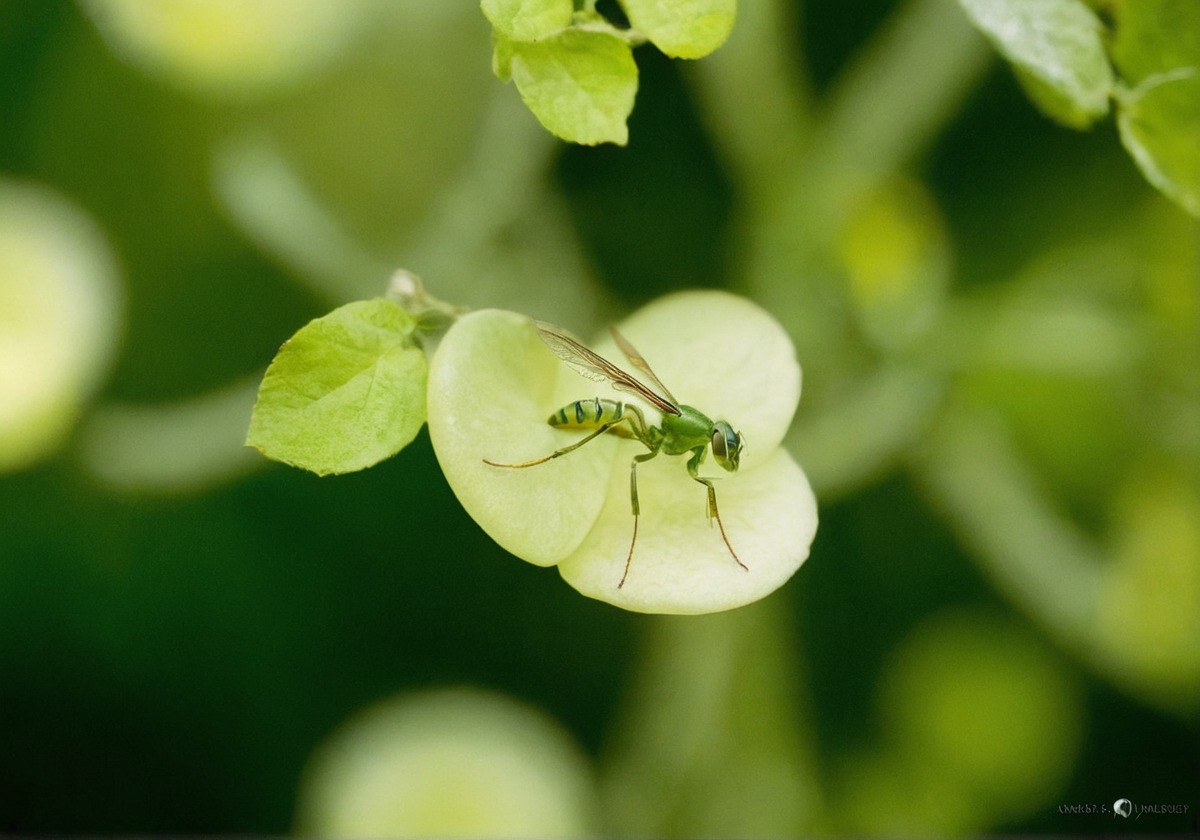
[535,321,680,415]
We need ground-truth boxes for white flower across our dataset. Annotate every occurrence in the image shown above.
[428,291,817,614]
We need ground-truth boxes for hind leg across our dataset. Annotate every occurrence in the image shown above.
[484,421,622,468]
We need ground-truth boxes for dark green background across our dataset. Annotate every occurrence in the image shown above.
[1,0,1196,833]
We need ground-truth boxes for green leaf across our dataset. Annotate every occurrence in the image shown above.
[1110,0,1200,217]
[1107,0,1200,81]
[508,27,638,145]
[481,0,573,42]
[957,0,1113,128]
[620,0,736,59]
[246,298,427,475]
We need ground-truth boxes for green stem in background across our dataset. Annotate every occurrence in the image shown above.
[803,0,990,236]
[787,365,945,501]
[731,0,990,340]
[212,133,392,304]
[912,406,1104,653]
[600,597,820,835]
[87,82,608,494]
[399,89,616,330]
[688,0,813,190]
[912,403,1200,719]
[76,377,265,493]
[691,0,990,499]
[218,83,609,330]
[400,84,560,274]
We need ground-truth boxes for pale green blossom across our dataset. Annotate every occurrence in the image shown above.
[428,291,817,614]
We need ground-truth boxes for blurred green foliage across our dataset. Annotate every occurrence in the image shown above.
[1,0,1197,834]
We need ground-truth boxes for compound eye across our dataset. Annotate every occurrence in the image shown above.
[711,426,728,461]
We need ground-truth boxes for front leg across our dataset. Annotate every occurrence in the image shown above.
[685,447,715,520]
[687,447,748,573]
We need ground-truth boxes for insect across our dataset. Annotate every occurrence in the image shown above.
[484,321,748,588]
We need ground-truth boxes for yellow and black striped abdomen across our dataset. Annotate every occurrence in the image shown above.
[548,398,632,435]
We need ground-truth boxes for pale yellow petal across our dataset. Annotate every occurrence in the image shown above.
[428,310,618,566]
[558,447,817,614]
[592,290,801,461]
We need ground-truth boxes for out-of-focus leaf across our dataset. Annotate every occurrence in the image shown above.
[1110,0,1200,217]
[621,0,736,59]
[1107,0,1200,81]
[1116,76,1200,218]
[957,0,1113,128]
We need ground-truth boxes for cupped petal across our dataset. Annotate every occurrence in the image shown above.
[558,447,818,614]
[592,291,801,462]
[428,310,618,566]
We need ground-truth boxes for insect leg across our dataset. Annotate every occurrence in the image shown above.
[620,449,659,588]
[483,422,617,469]
[687,448,748,573]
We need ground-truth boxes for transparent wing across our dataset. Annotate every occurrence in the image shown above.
[609,325,678,405]
[535,321,680,416]
[534,325,612,385]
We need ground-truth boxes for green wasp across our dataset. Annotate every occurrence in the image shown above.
[485,321,748,588]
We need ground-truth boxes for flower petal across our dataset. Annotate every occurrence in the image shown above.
[428,310,618,565]
[557,447,818,614]
[592,290,801,462]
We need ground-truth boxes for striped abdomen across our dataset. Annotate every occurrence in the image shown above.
[549,398,632,435]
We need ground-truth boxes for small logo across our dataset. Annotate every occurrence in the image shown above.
[1114,798,1132,818]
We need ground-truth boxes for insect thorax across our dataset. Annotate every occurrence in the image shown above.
[659,405,716,455]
